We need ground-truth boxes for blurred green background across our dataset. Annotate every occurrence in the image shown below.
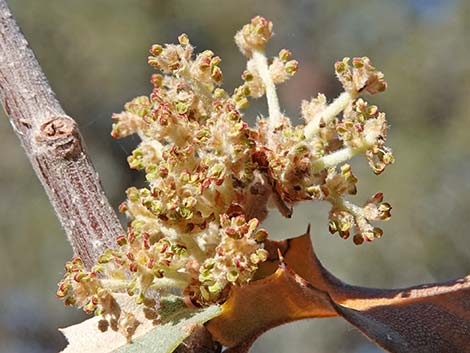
[0,0,469,352]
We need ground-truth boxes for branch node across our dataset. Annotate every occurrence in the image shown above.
[37,116,82,160]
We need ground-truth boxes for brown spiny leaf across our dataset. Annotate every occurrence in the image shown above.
[335,286,470,353]
[207,227,470,352]
[206,264,336,350]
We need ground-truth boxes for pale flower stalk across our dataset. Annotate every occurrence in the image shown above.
[304,91,356,139]
[251,49,282,133]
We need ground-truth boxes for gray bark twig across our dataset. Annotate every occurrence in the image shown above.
[0,0,124,269]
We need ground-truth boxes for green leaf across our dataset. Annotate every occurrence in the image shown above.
[60,295,221,353]
[115,297,221,353]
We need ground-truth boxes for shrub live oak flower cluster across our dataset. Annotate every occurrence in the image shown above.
[57,16,393,337]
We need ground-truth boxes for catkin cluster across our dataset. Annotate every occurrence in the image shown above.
[58,16,393,326]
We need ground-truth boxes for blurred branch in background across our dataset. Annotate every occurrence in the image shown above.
[0,0,469,352]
